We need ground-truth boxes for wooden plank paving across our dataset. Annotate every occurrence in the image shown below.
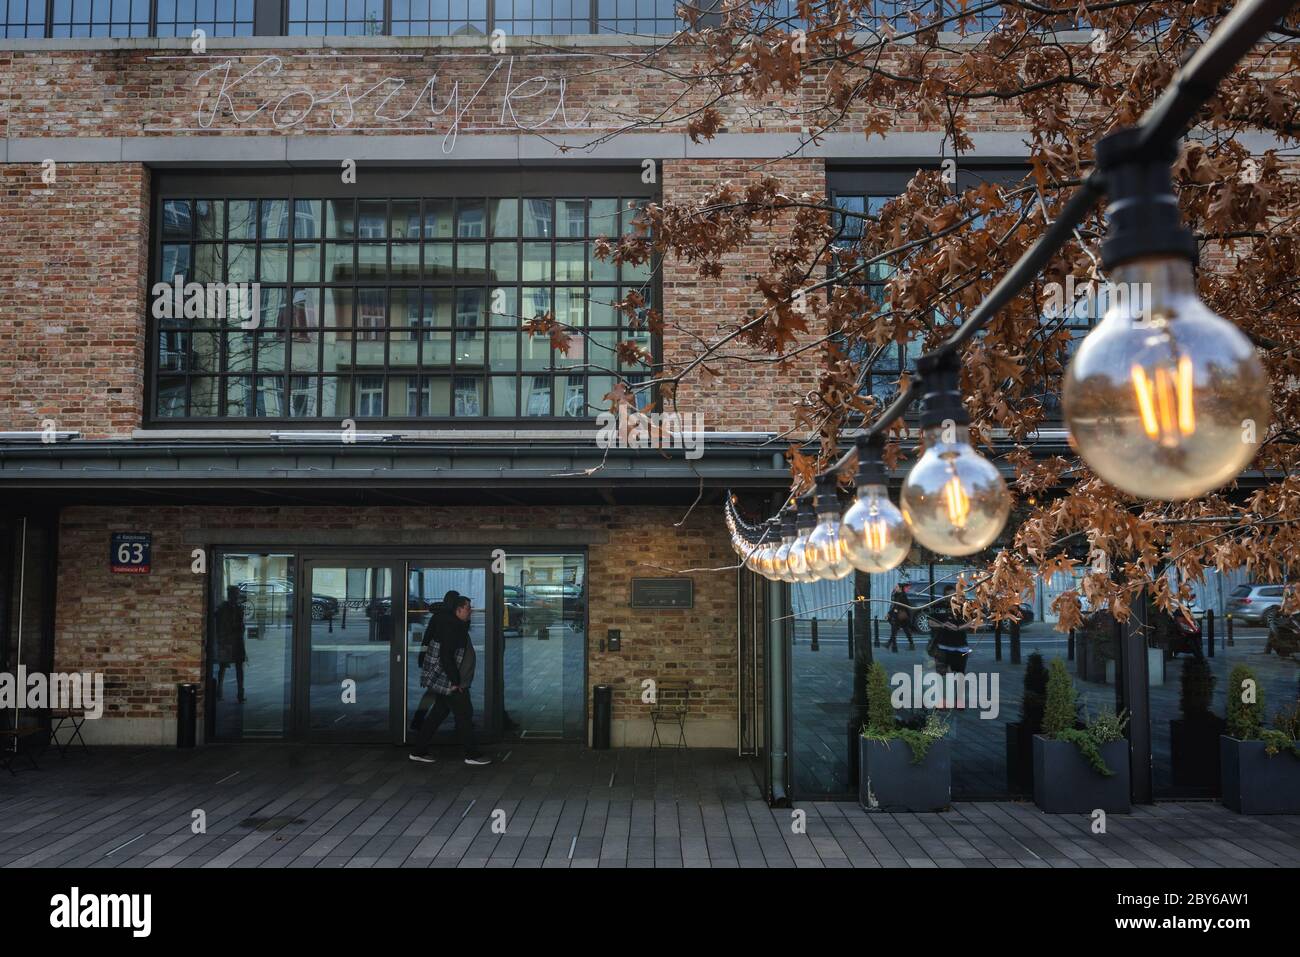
[1,743,1298,868]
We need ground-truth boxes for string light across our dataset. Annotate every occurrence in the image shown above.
[805,478,855,580]
[841,435,911,572]
[725,0,1291,568]
[1063,129,1270,501]
[785,497,819,583]
[900,352,1011,557]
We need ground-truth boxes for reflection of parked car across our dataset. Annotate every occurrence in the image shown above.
[524,582,584,626]
[1266,612,1300,658]
[236,580,338,621]
[904,586,1030,632]
[503,586,529,633]
[1227,583,1287,626]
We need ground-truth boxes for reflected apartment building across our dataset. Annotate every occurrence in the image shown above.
[0,4,1284,807]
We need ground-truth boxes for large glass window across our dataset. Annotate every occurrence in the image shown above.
[157,0,255,37]
[50,0,151,36]
[1,0,46,36]
[152,184,657,422]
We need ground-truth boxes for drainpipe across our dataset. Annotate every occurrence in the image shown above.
[767,573,790,807]
[764,471,791,807]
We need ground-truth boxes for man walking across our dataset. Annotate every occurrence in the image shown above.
[885,581,915,652]
[409,595,491,766]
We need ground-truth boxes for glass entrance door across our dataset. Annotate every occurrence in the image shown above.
[299,560,401,739]
[405,564,490,742]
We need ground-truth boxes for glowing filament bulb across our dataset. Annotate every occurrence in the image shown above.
[942,472,971,529]
[1132,355,1197,448]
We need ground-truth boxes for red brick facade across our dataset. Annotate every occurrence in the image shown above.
[55,505,737,744]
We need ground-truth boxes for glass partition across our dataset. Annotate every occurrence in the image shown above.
[502,553,585,739]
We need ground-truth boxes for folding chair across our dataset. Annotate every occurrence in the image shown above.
[649,679,691,749]
[50,709,91,757]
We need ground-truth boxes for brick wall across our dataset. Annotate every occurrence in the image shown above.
[661,158,826,433]
[54,503,738,745]
[0,163,150,438]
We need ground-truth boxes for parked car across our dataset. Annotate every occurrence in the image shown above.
[1266,612,1300,658]
[1226,583,1287,626]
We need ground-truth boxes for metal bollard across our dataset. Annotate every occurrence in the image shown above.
[592,685,612,750]
[177,683,198,749]
[1227,614,1235,647]
[810,617,819,652]
[1206,608,1215,658]
[847,609,854,658]
[873,618,880,648]
[1068,628,1075,661]
[1010,618,1021,665]
[994,622,1002,662]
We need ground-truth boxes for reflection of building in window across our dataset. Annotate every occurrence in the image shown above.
[357,376,384,416]
[454,377,481,416]
[151,191,656,420]
[406,377,431,416]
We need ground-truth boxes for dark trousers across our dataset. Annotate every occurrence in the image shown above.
[886,620,914,651]
[216,663,244,697]
[411,690,479,758]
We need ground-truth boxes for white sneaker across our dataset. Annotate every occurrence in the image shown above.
[464,755,492,766]
[409,754,435,764]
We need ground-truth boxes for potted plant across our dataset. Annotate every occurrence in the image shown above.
[1170,656,1224,790]
[1006,651,1047,794]
[1220,664,1300,813]
[859,661,951,812]
[1033,658,1131,813]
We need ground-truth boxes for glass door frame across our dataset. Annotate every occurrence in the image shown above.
[293,554,406,742]
[400,557,500,745]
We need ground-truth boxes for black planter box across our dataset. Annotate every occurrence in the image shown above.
[1170,715,1225,791]
[1005,722,1035,794]
[1033,736,1131,814]
[1220,736,1300,814]
[859,737,951,812]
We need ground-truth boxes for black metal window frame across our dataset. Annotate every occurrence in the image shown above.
[2,0,1091,39]
[828,165,1086,425]
[148,168,660,427]
[1,0,696,37]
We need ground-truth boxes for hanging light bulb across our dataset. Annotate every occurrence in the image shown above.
[785,496,819,583]
[842,434,911,572]
[754,520,780,579]
[805,478,854,580]
[900,352,1011,556]
[1063,128,1269,501]
[771,507,799,583]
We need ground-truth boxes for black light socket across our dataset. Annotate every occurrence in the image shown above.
[855,434,888,487]
[796,494,817,531]
[1096,127,1198,270]
[813,477,841,512]
[915,351,969,429]
[780,506,798,539]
